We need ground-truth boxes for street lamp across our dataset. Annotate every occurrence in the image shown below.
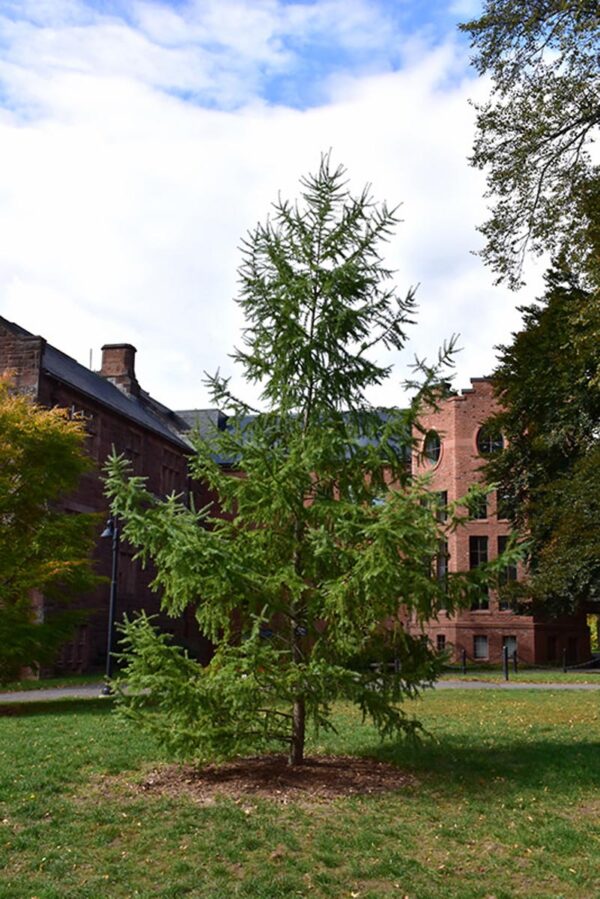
[100,516,119,695]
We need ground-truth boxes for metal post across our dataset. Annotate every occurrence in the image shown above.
[502,644,509,681]
[461,648,467,675]
[101,518,119,695]
[562,647,567,673]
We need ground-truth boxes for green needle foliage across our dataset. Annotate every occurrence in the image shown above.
[106,156,510,766]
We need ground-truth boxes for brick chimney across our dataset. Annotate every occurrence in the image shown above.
[100,344,140,397]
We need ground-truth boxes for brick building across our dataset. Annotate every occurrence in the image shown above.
[0,316,213,673]
[408,378,591,666]
[1,315,591,672]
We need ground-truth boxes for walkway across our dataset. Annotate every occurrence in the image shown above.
[1,678,600,704]
[435,678,600,691]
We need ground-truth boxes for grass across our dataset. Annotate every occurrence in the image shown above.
[441,666,600,684]
[0,691,599,898]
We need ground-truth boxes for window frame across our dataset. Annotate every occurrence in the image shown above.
[473,635,489,660]
[469,535,489,610]
[476,426,504,456]
[423,430,442,465]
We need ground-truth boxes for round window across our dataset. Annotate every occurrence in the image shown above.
[476,426,504,455]
[423,430,441,464]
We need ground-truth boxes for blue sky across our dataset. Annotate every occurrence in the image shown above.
[0,0,539,410]
[1,0,481,111]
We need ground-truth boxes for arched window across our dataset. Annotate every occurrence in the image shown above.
[476,426,504,455]
[423,430,441,464]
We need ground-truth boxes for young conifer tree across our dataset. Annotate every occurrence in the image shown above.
[107,156,492,765]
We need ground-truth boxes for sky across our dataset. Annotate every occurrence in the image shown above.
[0,0,544,411]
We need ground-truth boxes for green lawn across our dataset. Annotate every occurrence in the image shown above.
[1,691,599,898]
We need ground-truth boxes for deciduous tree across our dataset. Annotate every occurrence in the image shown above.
[484,264,600,614]
[0,376,97,682]
[460,1,600,288]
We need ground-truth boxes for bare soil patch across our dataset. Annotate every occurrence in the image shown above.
[130,755,416,805]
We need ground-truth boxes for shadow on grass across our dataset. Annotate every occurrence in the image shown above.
[0,697,114,717]
[372,736,600,796]
[2,699,599,801]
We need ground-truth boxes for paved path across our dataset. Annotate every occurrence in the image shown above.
[0,683,106,703]
[1,678,599,704]
[435,678,600,691]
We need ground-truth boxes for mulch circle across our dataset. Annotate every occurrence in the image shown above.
[134,755,416,804]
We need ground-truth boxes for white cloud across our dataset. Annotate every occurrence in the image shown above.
[0,1,536,413]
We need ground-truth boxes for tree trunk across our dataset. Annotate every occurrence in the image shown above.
[289,695,305,765]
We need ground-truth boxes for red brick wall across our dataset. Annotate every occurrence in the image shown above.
[0,321,44,395]
[409,379,590,666]
[0,320,213,673]
[38,374,214,671]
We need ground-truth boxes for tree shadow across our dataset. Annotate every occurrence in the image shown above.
[0,697,114,718]
[372,735,600,795]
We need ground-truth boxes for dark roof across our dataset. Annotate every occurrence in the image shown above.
[176,408,234,465]
[177,408,228,437]
[1,317,191,451]
[176,407,411,466]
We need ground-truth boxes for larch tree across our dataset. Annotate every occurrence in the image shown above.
[106,157,507,766]
[0,375,98,682]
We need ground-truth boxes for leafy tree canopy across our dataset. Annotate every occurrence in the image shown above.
[107,157,513,766]
[0,376,98,682]
[484,264,600,613]
[460,1,600,288]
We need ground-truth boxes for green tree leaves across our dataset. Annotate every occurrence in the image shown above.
[461,1,600,287]
[484,265,600,612]
[0,376,97,682]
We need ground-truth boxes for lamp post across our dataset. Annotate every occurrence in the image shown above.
[100,516,119,695]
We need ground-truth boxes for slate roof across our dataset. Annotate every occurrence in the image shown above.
[176,407,412,466]
[177,408,228,437]
[1,317,192,450]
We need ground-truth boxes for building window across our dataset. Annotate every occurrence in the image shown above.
[436,634,446,652]
[496,489,511,520]
[503,635,517,659]
[498,535,517,610]
[162,449,183,495]
[470,535,488,567]
[124,431,142,474]
[469,535,489,610]
[436,540,449,589]
[436,490,448,522]
[469,493,488,520]
[547,635,558,662]
[476,426,504,455]
[424,430,441,464]
[473,635,488,659]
